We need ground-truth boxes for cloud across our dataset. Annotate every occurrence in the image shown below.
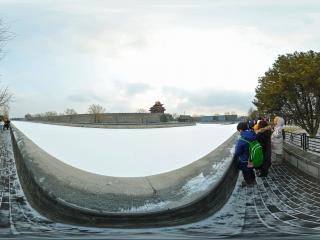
[160,86,254,115]
[4,0,320,118]
[114,81,152,96]
[67,92,104,103]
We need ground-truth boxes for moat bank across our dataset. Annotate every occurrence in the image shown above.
[10,124,239,227]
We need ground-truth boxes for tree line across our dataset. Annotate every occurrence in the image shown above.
[25,104,106,119]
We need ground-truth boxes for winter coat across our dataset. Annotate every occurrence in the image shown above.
[257,126,272,166]
[235,130,257,163]
[271,117,285,154]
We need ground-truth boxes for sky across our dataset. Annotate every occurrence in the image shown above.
[12,121,236,177]
[1,0,320,117]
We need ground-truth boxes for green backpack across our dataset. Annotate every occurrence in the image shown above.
[240,137,264,168]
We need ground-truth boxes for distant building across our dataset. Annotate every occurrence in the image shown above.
[201,116,214,122]
[225,114,237,121]
[177,115,193,122]
[149,101,166,113]
[191,116,202,122]
[200,114,237,123]
[217,115,226,121]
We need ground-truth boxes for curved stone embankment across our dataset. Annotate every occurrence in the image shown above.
[10,125,239,228]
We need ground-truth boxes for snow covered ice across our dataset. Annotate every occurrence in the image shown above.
[12,121,236,177]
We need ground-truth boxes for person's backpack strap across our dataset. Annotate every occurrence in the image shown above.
[239,137,249,144]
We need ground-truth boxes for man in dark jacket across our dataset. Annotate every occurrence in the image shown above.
[234,122,256,186]
[256,120,272,177]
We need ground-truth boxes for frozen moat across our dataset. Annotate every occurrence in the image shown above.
[12,121,236,177]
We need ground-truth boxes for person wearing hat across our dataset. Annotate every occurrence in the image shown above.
[234,122,256,186]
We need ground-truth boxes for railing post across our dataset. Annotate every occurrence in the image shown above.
[302,133,307,151]
[306,135,309,150]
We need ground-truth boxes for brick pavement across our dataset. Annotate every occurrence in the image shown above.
[1,130,320,239]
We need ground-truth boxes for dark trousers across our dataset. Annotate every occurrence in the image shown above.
[237,160,255,184]
[259,159,271,176]
[258,148,271,176]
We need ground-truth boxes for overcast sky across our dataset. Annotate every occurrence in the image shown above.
[1,0,320,117]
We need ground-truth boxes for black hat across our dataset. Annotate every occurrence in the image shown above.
[237,122,248,131]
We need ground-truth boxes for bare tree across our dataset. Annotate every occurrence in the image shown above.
[247,107,258,120]
[45,111,57,116]
[88,104,106,123]
[0,21,12,112]
[34,113,45,118]
[1,104,9,118]
[44,111,57,121]
[64,108,77,115]
[0,19,6,60]
[137,108,148,113]
[24,113,33,120]
[88,104,105,114]
[0,86,11,112]
[172,113,179,120]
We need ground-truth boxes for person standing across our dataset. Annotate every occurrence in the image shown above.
[271,116,285,165]
[256,120,272,177]
[234,122,256,186]
[3,118,10,130]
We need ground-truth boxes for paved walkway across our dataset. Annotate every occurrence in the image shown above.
[1,130,320,239]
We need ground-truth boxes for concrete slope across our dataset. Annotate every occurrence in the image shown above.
[10,125,239,227]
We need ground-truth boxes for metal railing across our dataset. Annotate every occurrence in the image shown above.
[285,131,320,153]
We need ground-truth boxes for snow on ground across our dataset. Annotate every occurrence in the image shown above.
[12,121,236,177]
[119,154,234,213]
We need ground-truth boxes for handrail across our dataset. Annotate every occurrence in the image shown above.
[285,131,320,154]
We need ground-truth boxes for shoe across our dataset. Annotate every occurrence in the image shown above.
[246,182,255,188]
[259,173,268,177]
[257,171,267,177]
[241,181,248,187]
[241,180,256,188]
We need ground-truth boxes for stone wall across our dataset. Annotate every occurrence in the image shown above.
[284,143,320,180]
[28,113,167,124]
